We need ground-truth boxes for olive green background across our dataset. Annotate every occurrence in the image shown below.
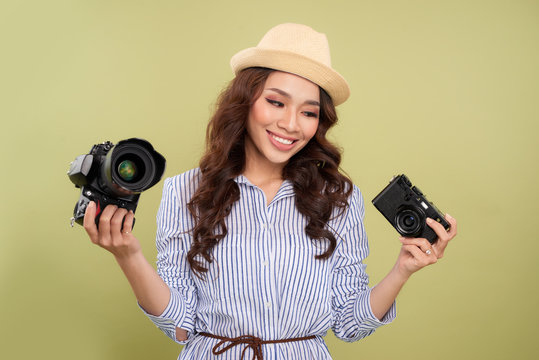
[1,0,537,359]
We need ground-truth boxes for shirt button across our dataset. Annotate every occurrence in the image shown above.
[262,260,268,266]
[265,302,271,309]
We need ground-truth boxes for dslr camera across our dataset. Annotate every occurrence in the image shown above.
[68,138,166,228]
[372,174,450,243]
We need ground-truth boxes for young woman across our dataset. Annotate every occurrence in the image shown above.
[83,23,457,359]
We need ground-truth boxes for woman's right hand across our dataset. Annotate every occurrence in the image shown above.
[83,201,141,259]
[83,202,175,334]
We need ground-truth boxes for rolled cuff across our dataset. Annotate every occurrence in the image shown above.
[138,286,195,344]
[354,287,397,330]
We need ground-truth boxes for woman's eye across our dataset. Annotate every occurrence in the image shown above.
[303,111,319,118]
[265,98,284,107]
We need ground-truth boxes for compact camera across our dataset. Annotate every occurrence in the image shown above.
[68,138,166,228]
[372,174,450,243]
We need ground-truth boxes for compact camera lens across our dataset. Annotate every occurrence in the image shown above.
[403,215,415,227]
[117,160,137,182]
[395,209,423,236]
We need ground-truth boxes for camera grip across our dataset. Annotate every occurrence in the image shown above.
[92,200,136,230]
[71,186,138,230]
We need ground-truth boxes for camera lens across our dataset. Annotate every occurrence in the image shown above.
[403,215,415,227]
[115,153,147,185]
[112,148,154,191]
[395,209,423,237]
[102,139,166,194]
[117,160,137,182]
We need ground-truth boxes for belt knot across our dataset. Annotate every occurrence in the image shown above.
[200,332,316,360]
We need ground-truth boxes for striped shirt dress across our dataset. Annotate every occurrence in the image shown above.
[140,168,396,359]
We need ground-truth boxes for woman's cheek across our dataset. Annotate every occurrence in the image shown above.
[307,120,319,140]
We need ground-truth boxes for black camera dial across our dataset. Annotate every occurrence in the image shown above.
[401,175,412,187]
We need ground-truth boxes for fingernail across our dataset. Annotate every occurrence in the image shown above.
[426,218,433,223]
[446,213,453,219]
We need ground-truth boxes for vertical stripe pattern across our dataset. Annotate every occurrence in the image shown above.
[140,168,396,359]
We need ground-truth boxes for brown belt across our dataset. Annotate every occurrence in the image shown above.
[199,332,316,360]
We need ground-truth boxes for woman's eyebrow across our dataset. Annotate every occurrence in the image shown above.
[266,87,320,106]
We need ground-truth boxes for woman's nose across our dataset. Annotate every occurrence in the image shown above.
[277,109,300,132]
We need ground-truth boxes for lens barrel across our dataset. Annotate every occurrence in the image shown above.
[102,138,166,195]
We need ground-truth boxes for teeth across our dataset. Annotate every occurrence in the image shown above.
[272,134,293,145]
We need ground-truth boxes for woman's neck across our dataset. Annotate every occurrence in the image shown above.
[244,159,282,183]
[243,142,286,204]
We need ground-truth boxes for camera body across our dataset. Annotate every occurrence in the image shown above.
[68,138,166,227]
[372,174,450,243]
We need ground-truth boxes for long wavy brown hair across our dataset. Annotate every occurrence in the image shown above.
[187,67,353,279]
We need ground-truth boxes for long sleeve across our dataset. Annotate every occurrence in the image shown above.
[140,175,199,345]
[330,186,396,342]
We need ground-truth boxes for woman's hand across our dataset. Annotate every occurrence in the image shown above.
[396,214,458,278]
[83,201,141,259]
[370,214,457,320]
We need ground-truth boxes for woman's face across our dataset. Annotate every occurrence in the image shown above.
[245,71,320,170]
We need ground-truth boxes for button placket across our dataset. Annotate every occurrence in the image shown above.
[261,208,275,335]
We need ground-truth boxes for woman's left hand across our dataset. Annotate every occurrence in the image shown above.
[396,214,458,278]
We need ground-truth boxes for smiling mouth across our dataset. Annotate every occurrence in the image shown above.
[267,131,297,145]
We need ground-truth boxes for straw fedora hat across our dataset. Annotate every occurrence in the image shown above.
[230,23,350,106]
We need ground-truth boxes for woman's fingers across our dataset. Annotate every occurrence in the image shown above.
[82,202,139,257]
[427,214,458,257]
[427,215,457,241]
[400,236,433,253]
[401,244,437,268]
[122,210,135,235]
[110,207,128,233]
[83,201,99,243]
[94,204,119,247]
[109,209,140,257]
[425,218,450,242]
[110,207,129,245]
[398,215,457,274]
[445,214,458,238]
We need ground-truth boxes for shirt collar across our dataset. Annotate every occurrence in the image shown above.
[234,174,295,203]
[234,174,252,186]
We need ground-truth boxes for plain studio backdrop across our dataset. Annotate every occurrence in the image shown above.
[1,0,537,359]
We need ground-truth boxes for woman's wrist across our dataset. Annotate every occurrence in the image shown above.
[114,249,146,268]
[390,262,412,284]
[112,248,170,316]
[370,263,410,320]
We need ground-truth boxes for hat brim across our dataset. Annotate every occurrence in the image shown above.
[230,47,350,106]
